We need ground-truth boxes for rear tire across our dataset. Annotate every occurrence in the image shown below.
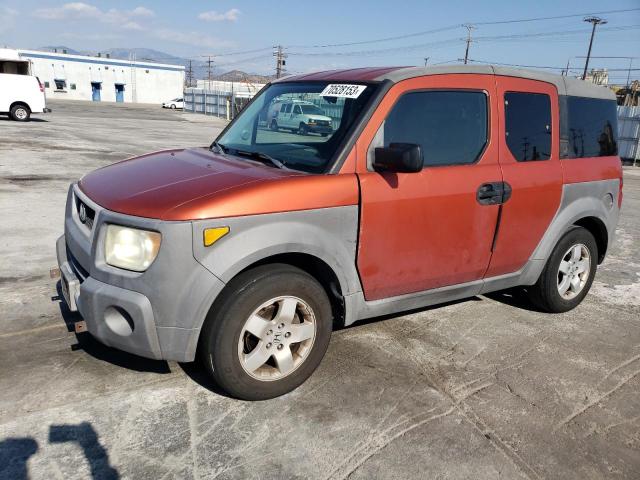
[527,226,598,313]
[10,104,30,122]
[200,264,332,400]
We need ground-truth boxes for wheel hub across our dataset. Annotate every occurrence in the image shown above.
[238,296,316,381]
[557,243,591,300]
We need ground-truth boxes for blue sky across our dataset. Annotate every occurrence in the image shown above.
[1,0,639,81]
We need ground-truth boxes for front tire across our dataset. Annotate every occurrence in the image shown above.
[527,226,598,313]
[10,104,30,121]
[200,264,332,400]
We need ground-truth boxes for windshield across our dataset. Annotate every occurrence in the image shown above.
[300,104,324,115]
[215,81,378,173]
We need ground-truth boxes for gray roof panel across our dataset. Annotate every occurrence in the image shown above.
[375,65,615,100]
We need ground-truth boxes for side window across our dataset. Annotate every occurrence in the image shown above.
[560,96,618,158]
[504,92,551,162]
[280,104,287,113]
[373,90,488,167]
[284,104,292,113]
[293,105,302,114]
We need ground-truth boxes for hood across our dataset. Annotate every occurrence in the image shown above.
[307,114,332,122]
[79,148,302,219]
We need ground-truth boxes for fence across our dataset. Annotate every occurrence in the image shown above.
[183,88,252,120]
[618,106,640,166]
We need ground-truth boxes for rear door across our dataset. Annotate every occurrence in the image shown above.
[484,77,563,277]
[356,74,503,300]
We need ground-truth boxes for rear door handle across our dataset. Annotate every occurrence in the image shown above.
[477,182,511,205]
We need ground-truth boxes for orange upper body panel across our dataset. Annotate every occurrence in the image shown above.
[79,147,358,220]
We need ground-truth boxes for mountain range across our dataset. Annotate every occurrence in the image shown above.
[38,46,274,84]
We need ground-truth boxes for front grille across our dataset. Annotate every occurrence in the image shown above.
[75,196,95,231]
[315,120,330,126]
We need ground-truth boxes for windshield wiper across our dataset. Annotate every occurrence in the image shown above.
[210,141,228,154]
[232,149,288,170]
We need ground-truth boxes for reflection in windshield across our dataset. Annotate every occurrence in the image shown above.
[216,82,377,173]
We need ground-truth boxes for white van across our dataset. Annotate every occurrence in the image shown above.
[267,100,333,136]
[0,49,50,121]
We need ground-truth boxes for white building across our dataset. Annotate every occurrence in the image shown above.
[17,49,184,104]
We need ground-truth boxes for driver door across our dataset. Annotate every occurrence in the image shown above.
[355,74,503,300]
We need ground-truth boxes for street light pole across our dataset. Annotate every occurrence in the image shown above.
[582,17,607,81]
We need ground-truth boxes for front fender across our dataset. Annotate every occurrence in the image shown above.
[192,205,362,297]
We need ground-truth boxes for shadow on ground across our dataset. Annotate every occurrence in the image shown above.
[0,422,118,480]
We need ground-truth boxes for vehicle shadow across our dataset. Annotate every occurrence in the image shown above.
[178,362,235,399]
[54,280,171,374]
[484,287,546,313]
[0,117,49,122]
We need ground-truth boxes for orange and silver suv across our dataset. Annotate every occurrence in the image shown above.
[57,66,622,400]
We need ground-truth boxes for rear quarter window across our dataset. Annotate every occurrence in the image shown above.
[504,92,552,162]
[560,96,618,158]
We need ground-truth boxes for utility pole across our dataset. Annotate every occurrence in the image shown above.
[206,55,214,90]
[562,58,571,76]
[186,60,194,88]
[273,45,287,79]
[463,24,475,65]
[424,57,430,67]
[582,17,607,81]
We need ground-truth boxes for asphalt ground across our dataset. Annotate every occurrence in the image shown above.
[1,100,639,479]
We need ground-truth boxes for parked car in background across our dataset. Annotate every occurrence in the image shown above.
[57,66,621,401]
[162,98,183,109]
[268,99,333,135]
[0,48,50,121]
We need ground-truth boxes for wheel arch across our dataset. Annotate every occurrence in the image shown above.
[10,101,31,112]
[234,252,346,327]
[573,216,608,264]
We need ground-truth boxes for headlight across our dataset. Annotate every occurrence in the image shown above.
[104,225,161,272]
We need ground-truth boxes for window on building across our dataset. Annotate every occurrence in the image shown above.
[374,90,488,167]
[54,79,67,90]
[560,96,618,158]
[44,81,50,88]
[70,83,77,90]
[504,92,552,162]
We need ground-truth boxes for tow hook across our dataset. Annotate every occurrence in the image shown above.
[74,321,87,334]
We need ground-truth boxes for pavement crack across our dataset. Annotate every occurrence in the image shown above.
[556,368,640,430]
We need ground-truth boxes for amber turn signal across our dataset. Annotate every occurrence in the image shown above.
[203,227,230,247]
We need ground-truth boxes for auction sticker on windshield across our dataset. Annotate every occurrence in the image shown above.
[320,84,367,98]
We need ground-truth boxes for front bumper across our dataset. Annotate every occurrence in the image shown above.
[307,124,333,134]
[58,184,226,362]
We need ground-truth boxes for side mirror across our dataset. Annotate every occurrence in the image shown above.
[373,143,423,173]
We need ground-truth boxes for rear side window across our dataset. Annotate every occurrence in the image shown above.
[504,92,551,162]
[379,90,488,166]
[560,96,618,158]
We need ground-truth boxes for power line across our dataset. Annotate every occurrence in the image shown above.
[289,8,640,49]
